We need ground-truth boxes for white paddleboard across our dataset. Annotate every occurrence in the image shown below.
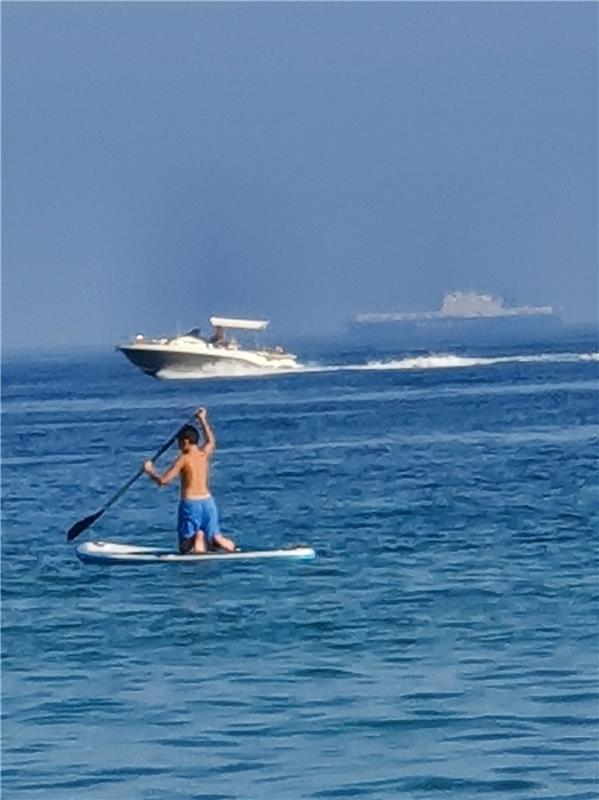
[76,540,316,565]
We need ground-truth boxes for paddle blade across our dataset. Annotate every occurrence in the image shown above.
[66,510,103,541]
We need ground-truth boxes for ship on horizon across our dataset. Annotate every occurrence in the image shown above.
[350,291,561,345]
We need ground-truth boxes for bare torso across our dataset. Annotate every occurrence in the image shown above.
[179,448,211,498]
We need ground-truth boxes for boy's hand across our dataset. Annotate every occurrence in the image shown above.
[196,406,208,422]
[143,460,154,475]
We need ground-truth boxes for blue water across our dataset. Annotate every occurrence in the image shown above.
[2,334,599,799]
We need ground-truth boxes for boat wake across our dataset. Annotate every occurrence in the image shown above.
[156,363,303,380]
[154,351,598,379]
[348,351,599,372]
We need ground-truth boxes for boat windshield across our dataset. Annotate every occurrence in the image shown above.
[183,328,204,340]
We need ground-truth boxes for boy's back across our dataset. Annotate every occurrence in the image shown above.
[179,447,211,498]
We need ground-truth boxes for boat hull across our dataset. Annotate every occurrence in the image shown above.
[118,343,299,377]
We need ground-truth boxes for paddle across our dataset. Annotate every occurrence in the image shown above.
[66,416,193,541]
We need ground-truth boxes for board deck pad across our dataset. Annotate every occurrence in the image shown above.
[76,540,316,564]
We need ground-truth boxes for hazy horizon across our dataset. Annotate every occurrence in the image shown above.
[2,2,597,348]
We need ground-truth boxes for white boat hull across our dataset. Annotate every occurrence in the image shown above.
[118,339,299,377]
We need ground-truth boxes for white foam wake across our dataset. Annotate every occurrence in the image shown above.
[351,351,599,372]
[154,351,598,380]
[156,363,303,380]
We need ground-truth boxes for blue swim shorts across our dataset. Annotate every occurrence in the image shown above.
[177,497,220,549]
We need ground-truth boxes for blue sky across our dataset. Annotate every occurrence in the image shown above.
[2,2,597,348]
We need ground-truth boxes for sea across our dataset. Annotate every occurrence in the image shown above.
[2,329,599,800]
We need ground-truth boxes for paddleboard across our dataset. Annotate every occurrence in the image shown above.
[76,540,316,565]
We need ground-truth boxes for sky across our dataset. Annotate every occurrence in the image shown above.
[2,2,597,349]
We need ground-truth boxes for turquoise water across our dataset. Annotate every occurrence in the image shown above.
[2,336,598,799]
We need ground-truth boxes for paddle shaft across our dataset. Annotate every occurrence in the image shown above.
[100,427,182,513]
[66,414,196,540]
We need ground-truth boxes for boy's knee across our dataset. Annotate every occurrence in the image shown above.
[192,530,206,552]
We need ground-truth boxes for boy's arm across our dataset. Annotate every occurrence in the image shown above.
[196,407,216,456]
[144,456,183,487]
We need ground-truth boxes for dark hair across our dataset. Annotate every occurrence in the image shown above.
[178,424,199,445]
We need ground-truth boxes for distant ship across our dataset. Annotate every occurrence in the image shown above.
[350,292,561,345]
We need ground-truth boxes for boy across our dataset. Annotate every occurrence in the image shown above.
[143,407,236,554]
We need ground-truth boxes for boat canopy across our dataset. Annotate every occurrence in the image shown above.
[209,316,269,331]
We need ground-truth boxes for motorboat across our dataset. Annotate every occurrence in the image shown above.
[117,316,300,378]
